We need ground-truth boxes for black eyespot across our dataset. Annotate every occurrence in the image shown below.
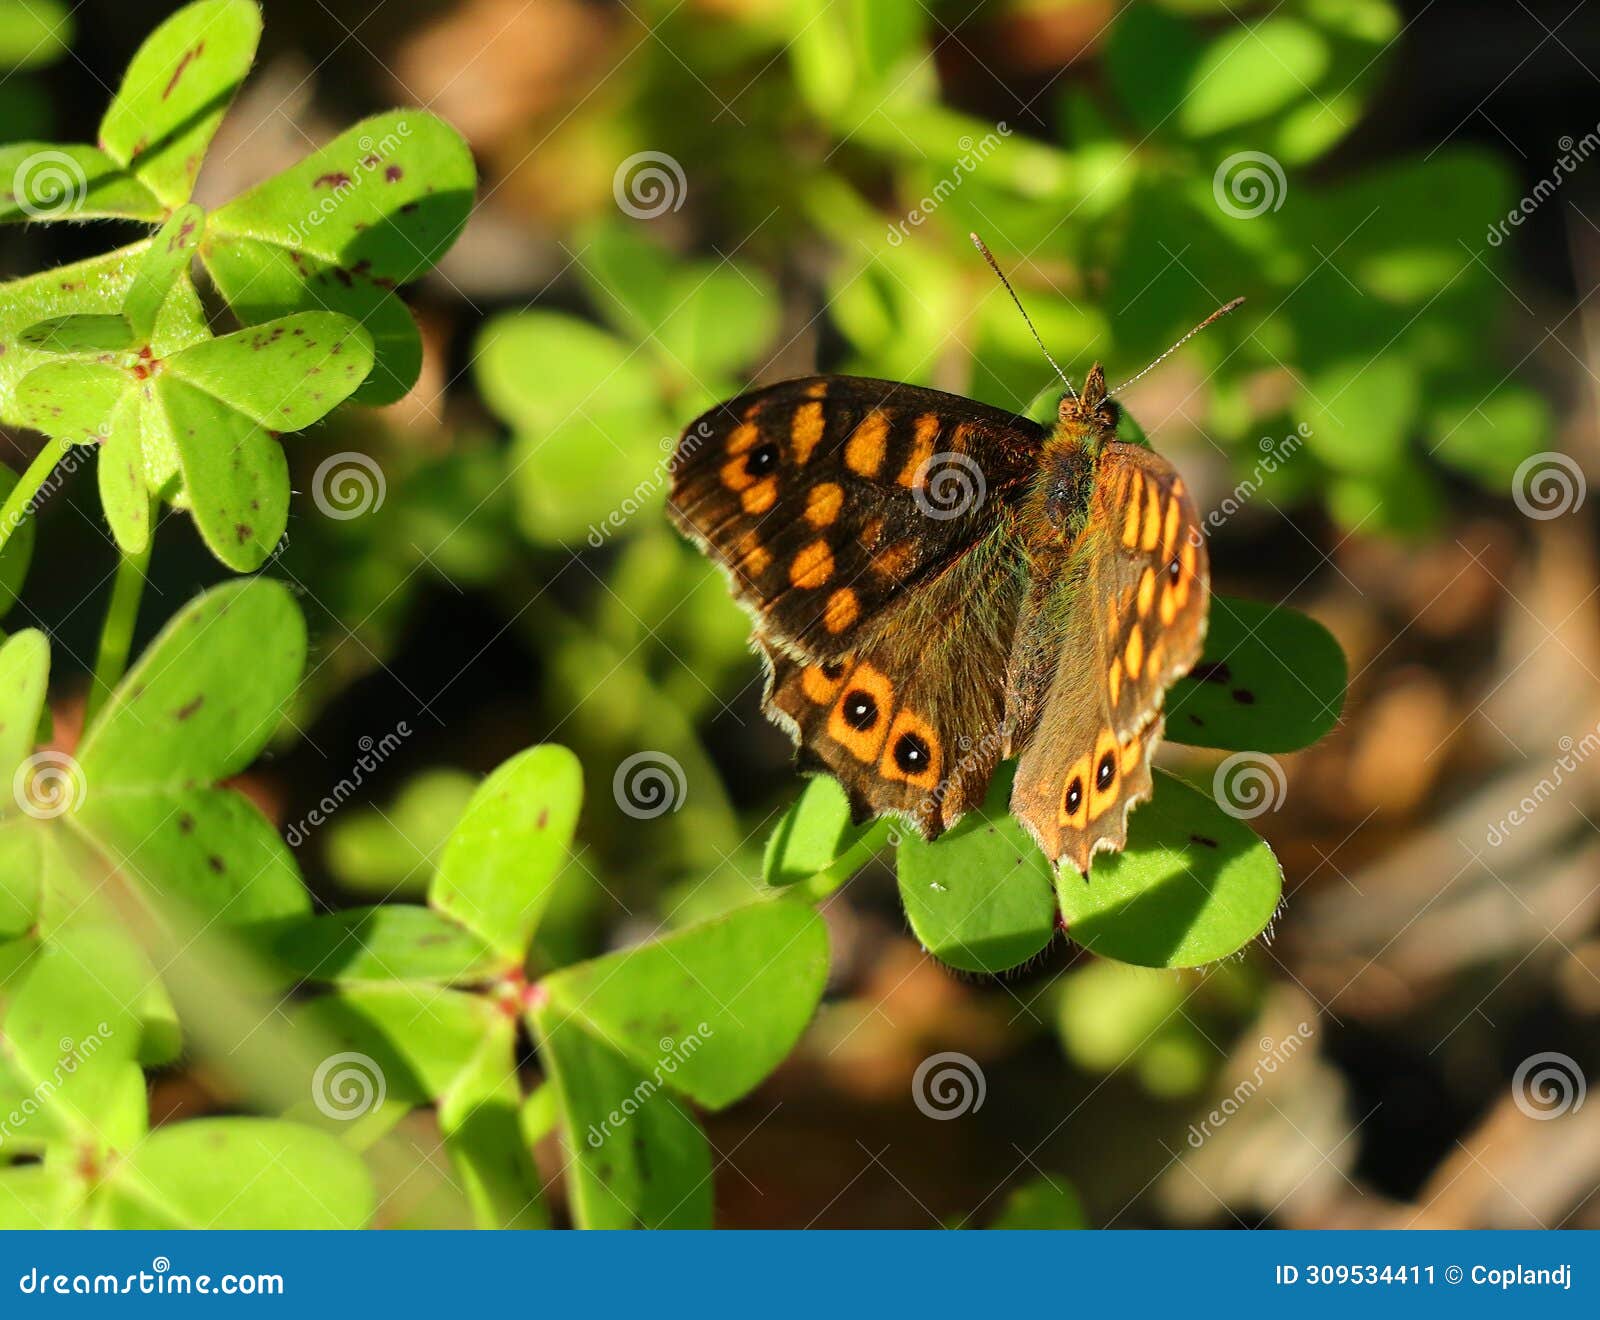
[1167,557,1181,582]
[1096,752,1116,792]
[1064,776,1083,815]
[744,442,779,476]
[841,690,878,731]
[893,732,930,774]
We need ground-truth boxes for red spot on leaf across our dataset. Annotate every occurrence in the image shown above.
[162,40,206,100]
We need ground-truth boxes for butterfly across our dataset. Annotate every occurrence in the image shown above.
[668,240,1236,874]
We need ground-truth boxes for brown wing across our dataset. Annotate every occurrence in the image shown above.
[1006,443,1209,871]
[667,375,1043,661]
[759,526,1025,837]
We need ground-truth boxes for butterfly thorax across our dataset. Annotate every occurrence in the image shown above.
[1023,364,1119,552]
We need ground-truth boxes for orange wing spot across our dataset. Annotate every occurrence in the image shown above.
[1105,596,1119,638]
[949,421,975,452]
[804,380,829,399]
[897,413,941,487]
[1136,566,1156,618]
[1088,728,1121,823]
[720,455,756,492]
[845,410,890,477]
[726,422,760,455]
[736,530,771,577]
[1108,656,1123,706]
[1161,492,1181,560]
[1159,582,1179,625]
[860,515,886,549]
[1058,752,1091,829]
[879,708,942,789]
[872,540,916,581]
[823,587,859,634]
[1171,478,1185,497]
[790,539,835,589]
[1119,733,1142,776]
[800,662,844,705]
[827,663,894,763]
[791,401,825,465]
[1146,640,1166,678]
[1124,623,1144,679]
[1140,476,1162,550]
[1121,470,1143,546]
[805,481,844,527]
[742,476,778,514]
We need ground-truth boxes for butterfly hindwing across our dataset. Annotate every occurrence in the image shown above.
[668,376,1043,660]
[761,526,1025,836]
[1007,443,1210,871]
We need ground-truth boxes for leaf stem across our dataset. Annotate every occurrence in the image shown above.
[85,517,153,728]
[791,821,892,903]
[0,436,72,560]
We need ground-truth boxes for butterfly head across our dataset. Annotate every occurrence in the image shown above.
[1056,363,1120,445]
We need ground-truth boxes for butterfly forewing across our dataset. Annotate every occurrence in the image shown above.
[668,376,1043,660]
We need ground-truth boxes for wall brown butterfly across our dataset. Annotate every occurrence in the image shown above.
[668,237,1240,875]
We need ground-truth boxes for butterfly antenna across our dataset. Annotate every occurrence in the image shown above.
[1108,297,1246,398]
[969,232,1076,401]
